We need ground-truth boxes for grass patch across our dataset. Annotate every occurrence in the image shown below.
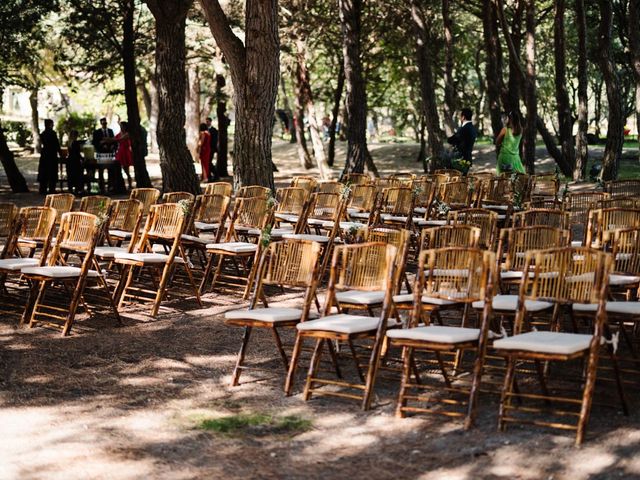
[198,413,312,436]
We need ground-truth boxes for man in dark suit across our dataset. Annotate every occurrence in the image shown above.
[206,116,219,181]
[447,108,477,167]
[38,119,65,194]
[92,117,116,154]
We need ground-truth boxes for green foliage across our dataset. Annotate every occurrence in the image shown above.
[197,413,312,436]
[1,121,33,148]
[56,112,96,140]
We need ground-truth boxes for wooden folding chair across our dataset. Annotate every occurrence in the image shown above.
[531,176,559,197]
[130,187,161,216]
[605,179,640,198]
[412,177,436,217]
[285,242,397,409]
[273,187,308,233]
[0,202,18,250]
[200,196,272,298]
[192,194,231,236]
[79,196,111,217]
[204,182,233,197]
[387,247,495,427]
[419,225,480,250]
[21,212,120,335]
[237,185,271,199]
[448,208,499,250]
[494,247,617,445]
[163,191,195,204]
[291,176,318,197]
[346,184,376,223]
[375,187,421,231]
[584,207,640,249]
[106,199,143,247]
[44,193,75,223]
[114,203,202,317]
[565,192,610,241]
[224,239,323,386]
[439,180,472,211]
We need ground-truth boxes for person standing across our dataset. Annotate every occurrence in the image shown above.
[447,108,477,170]
[113,121,134,190]
[92,117,115,154]
[197,123,211,182]
[38,119,64,194]
[66,129,85,195]
[205,117,218,181]
[495,111,525,175]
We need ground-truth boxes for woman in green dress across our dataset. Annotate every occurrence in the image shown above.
[495,111,525,175]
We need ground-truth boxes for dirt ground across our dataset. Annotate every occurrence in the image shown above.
[1,141,640,480]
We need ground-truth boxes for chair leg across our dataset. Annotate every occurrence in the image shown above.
[362,332,385,411]
[395,346,412,418]
[347,339,365,382]
[285,334,304,395]
[231,326,252,387]
[576,349,600,446]
[62,279,86,336]
[498,355,517,432]
[115,265,134,308]
[199,253,215,294]
[326,338,343,379]
[151,263,173,317]
[271,327,289,371]
[182,262,203,307]
[21,280,42,327]
[95,270,122,326]
[303,338,324,401]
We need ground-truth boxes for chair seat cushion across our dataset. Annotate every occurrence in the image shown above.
[321,221,363,230]
[414,207,428,214]
[281,233,330,243]
[205,242,258,253]
[297,314,380,334]
[336,290,385,305]
[21,266,100,278]
[472,294,553,312]
[493,331,593,355]
[0,257,40,271]
[267,227,295,238]
[349,211,371,219]
[114,252,183,264]
[609,274,640,286]
[387,325,480,344]
[194,221,221,231]
[225,307,304,323]
[500,271,534,280]
[109,229,132,239]
[392,293,455,305]
[575,302,640,315]
[94,246,128,259]
[181,234,209,245]
[275,213,299,223]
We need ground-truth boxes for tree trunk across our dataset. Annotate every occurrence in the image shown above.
[29,89,41,153]
[593,78,603,137]
[505,0,524,113]
[123,0,151,189]
[553,0,576,177]
[0,126,29,192]
[147,0,200,193]
[199,0,278,190]
[291,70,313,169]
[141,79,159,154]
[598,0,623,180]
[482,0,503,139]
[185,65,201,159]
[295,37,331,178]
[416,113,427,165]
[629,0,640,164]
[441,0,456,136]
[327,62,344,167]
[339,0,370,178]
[574,0,589,179]
[215,73,230,178]
[411,0,445,172]
[280,74,296,144]
[522,0,536,174]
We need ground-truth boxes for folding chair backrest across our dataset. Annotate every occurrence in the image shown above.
[130,188,161,215]
[276,187,307,215]
[317,181,344,195]
[439,180,471,208]
[55,212,99,255]
[448,208,498,249]
[19,206,57,245]
[330,242,397,293]
[348,184,376,212]
[260,239,322,288]
[412,178,436,210]
[378,187,413,216]
[307,192,341,221]
[0,203,18,238]
[144,203,185,240]
[343,173,370,185]
[109,199,143,233]
[204,182,233,197]
[526,196,562,210]
[291,176,318,196]
[499,226,570,273]
[79,196,111,217]
[237,185,271,199]
[195,194,230,225]
[586,207,640,247]
[365,227,410,291]
[599,196,640,209]
[389,173,415,188]
[482,177,512,205]
[374,177,401,195]
[566,192,610,228]
[513,208,569,229]
[227,196,271,239]
[45,193,75,223]
[163,191,195,204]
[434,169,463,179]
[531,177,559,197]
[416,247,494,304]
[610,227,640,276]
[420,225,480,249]
[605,179,640,198]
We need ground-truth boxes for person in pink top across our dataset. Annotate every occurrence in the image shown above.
[197,123,211,182]
[114,121,133,190]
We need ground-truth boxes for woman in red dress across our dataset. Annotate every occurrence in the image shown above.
[197,123,211,182]
[114,121,134,190]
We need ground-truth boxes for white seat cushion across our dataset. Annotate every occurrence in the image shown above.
[321,221,362,230]
[336,290,385,305]
[392,294,455,305]
[387,325,480,344]
[297,314,380,334]
[423,220,447,226]
[205,242,258,253]
[94,246,128,259]
[225,307,303,323]
[181,234,209,245]
[21,266,100,278]
[500,271,534,280]
[349,211,371,219]
[606,302,640,315]
[115,252,182,264]
[109,229,132,239]
[414,207,428,214]
[267,227,295,237]
[472,294,553,312]
[281,233,330,243]
[0,258,39,271]
[275,213,299,223]
[609,274,640,286]
[194,221,220,231]
[572,303,598,312]
[493,331,592,355]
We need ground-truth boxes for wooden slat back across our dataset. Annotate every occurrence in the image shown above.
[499,226,570,272]
[19,206,57,242]
[448,208,498,249]
[348,184,376,212]
[262,239,322,287]
[44,193,75,223]
[109,199,143,232]
[163,192,195,204]
[0,203,18,238]
[331,242,397,292]
[237,185,271,199]
[195,194,230,224]
[130,188,161,215]
[610,227,640,276]
[420,225,481,249]
[204,182,233,197]
[79,196,111,217]
[513,208,569,229]
[55,212,98,253]
[276,187,307,215]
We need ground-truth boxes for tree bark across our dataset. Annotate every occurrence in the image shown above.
[441,0,456,136]
[629,0,640,164]
[574,0,589,179]
[0,125,29,192]
[553,0,576,178]
[598,0,623,180]
[504,0,524,113]
[338,0,370,178]
[411,0,446,172]
[29,89,41,153]
[327,62,344,167]
[482,0,504,139]
[280,74,296,144]
[123,0,152,189]
[290,72,313,169]
[185,65,201,160]
[521,0,536,174]
[215,73,230,178]
[146,0,200,193]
